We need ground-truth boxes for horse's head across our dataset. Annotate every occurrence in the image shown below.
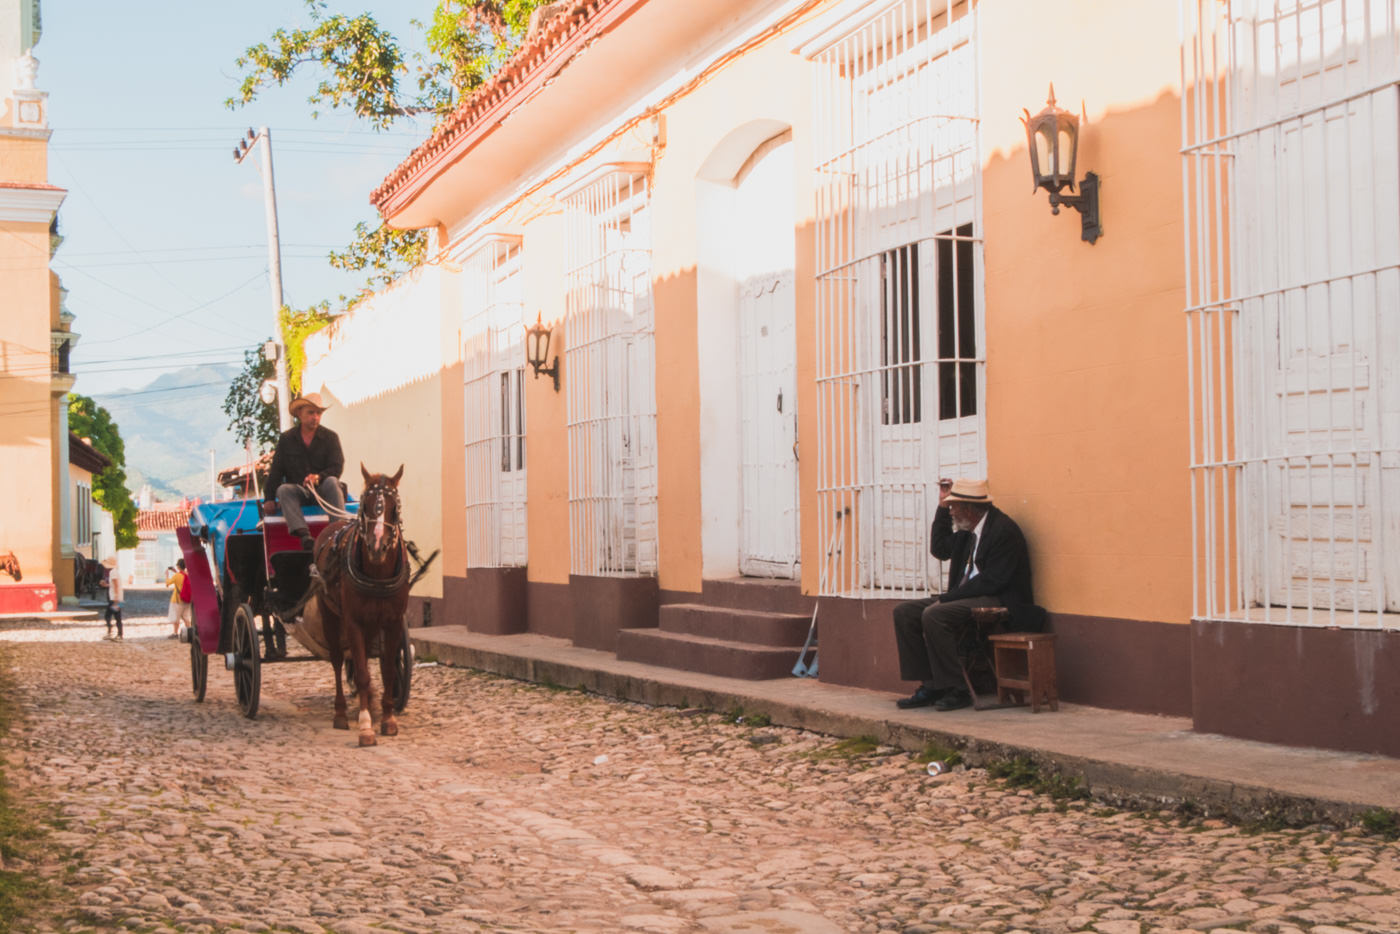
[2,552,19,582]
[357,463,405,564]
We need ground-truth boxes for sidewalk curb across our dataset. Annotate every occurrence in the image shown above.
[411,631,1394,830]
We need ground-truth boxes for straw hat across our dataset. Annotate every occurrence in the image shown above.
[101,555,117,569]
[289,392,330,418]
[944,478,993,505]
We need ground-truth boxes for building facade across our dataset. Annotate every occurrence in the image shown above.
[309,0,1398,756]
[1,0,69,614]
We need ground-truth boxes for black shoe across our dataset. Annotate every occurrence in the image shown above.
[297,532,315,552]
[933,689,972,711]
[896,686,943,709]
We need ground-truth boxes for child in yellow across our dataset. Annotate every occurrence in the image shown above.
[165,558,191,638]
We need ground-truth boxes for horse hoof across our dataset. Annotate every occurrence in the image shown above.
[358,732,377,747]
[381,720,398,737]
[333,718,349,730]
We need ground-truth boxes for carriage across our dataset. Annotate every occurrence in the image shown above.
[176,495,413,719]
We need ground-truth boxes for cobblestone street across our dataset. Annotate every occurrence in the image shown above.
[1,591,1397,933]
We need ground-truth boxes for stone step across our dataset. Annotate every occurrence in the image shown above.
[692,577,816,615]
[616,628,805,680]
[659,603,811,647]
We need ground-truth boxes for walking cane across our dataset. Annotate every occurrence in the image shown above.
[793,507,848,678]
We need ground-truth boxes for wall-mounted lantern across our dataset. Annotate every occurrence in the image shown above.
[1021,85,1102,244]
[525,312,560,392]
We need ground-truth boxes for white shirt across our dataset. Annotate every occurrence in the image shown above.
[965,511,989,580]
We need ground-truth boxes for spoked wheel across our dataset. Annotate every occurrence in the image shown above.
[395,627,414,714]
[190,635,207,703]
[231,603,262,719]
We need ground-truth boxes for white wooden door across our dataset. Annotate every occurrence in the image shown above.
[739,270,799,577]
[1235,35,1400,612]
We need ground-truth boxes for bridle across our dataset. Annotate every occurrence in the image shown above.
[344,478,407,595]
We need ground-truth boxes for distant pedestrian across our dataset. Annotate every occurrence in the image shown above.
[101,556,124,641]
[165,559,191,638]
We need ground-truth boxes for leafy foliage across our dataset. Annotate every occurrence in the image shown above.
[328,222,428,290]
[228,0,549,130]
[279,303,338,396]
[223,342,280,452]
[67,395,139,550]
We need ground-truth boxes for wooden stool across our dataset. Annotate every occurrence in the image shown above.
[987,632,1059,712]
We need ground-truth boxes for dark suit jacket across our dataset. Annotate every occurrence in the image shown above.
[929,504,1040,628]
[264,426,345,502]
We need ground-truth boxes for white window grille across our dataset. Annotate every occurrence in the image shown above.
[1183,0,1400,628]
[810,0,985,597]
[462,237,529,568]
[563,165,658,577]
[76,482,91,543]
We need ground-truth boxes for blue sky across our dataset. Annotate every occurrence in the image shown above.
[40,1,437,397]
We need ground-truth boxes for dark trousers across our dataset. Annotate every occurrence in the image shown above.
[892,595,1000,691]
[276,477,346,537]
[104,602,123,637]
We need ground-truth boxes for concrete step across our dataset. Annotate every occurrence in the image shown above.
[688,576,816,615]
[616,628,804,680]
[659,603,812,647]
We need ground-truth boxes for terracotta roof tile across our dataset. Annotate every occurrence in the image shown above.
[371,0,619,213]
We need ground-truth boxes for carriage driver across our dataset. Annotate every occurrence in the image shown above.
[264,392,346,551]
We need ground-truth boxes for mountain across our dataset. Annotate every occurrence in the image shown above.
[92,365,255,500]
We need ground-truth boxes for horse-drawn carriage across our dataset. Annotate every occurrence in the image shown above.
[177,485,414,723]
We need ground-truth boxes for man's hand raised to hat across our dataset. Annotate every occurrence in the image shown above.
[937,478,953,503]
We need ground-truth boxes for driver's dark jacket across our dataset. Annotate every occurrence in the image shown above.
[264,425,345,501]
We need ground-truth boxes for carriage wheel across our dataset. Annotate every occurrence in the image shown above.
[190,636,207,703]
[232,603,261,719]
[394,628,414,714]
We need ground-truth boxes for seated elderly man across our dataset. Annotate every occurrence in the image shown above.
[892,478,1034,711]
[264,393,346,550]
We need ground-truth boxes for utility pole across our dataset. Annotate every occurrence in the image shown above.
[233,126,293,432]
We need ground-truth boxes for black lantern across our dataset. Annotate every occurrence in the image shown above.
[1022,85,1101,243]
[525,312,560,391]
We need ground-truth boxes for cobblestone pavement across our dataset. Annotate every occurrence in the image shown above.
[1,591,1398,933]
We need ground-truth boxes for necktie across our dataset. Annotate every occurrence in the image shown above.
[964,535,978,581]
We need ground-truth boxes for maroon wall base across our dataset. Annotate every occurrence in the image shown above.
[1053,614,1191,716]
[439,575,469,628]
[405,595,439,629]
[461,566,528,635]
[816,597,1192,716]
[814,597,910,692]
[527,580,573,639]
[1193,619,1400,757]
[570,574,659,652]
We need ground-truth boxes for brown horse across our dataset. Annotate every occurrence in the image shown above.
[312,464,410,746]
[1,552,20,582]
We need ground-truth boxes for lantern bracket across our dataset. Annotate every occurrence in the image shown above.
[1048,171,1101,244]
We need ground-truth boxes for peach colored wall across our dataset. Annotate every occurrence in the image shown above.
[0,218,56,584]
[519,212,570,586]
[979,1,1190,624]
[437,251,467,582]
[0,136,45,182]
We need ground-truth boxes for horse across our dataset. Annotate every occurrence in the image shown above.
[0,552,19,582]
[312,464,410,747]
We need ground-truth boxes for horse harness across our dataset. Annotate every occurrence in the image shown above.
[318,482,409,614]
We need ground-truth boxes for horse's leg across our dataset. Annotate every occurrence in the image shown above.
[345,621,376,747]
[378,622,400,737]
[324,607,349,731]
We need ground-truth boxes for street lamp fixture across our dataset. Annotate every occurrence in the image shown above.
[1021,85,1102,244]
[525,312,560,392]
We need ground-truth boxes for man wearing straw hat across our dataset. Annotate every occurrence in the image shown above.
[264,392,346,551]
[892,478,1034,711]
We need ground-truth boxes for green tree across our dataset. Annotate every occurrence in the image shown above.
[67,395,139,550]
[228,0,548,290]
[223,341,280,451]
